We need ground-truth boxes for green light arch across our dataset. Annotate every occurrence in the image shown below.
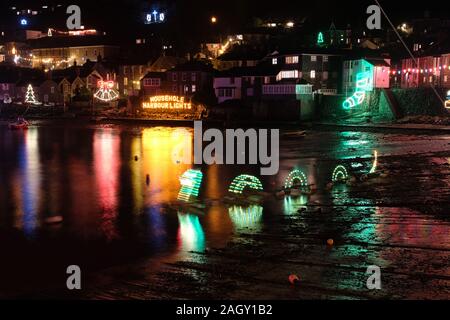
[228,174,263,194]
[284,169,308,189]
[332,165,349,183]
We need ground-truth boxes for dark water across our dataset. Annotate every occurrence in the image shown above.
[0,122,449,297]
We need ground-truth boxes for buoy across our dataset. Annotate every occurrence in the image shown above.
[327,239,334,246]
[288,274,300,285]
[146,174,150,185]
[134,155,139,161]
[45,215,63,224]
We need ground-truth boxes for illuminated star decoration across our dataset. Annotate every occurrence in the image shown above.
[228,174,263,194]
[94,80,119,102]
[284,169,308,189]
[177,169,203,202]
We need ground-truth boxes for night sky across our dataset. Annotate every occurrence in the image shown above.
[1,0,449,32]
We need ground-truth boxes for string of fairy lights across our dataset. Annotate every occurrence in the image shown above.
[390,65,450,75]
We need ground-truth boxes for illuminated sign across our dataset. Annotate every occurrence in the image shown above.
[20,18,28,26]
[145,10,165,24]
[142,95,192,110]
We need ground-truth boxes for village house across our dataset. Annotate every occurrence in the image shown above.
[399,52,450,89]
[213,65,279,104]
[264,48,344,95]
[342,57,391,95]
[140,72,165,97]
[165,61,216,98]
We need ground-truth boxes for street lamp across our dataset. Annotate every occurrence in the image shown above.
[211,16,217,24]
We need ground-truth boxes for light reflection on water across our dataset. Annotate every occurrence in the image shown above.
[8,128,41,238]
[1,123,449,290]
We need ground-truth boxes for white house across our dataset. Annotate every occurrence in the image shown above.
[342,58,391,95]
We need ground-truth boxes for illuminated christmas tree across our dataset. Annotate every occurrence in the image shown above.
[24,84,37,104]
[317,32,324,45]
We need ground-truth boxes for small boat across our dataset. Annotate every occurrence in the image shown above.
[9,117,29,130]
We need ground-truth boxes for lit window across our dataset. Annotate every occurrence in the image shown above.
[272,58,277,65]
[286,56,299,64]
[277,70,299,81]
[323,56,328,62]
[323,71,328,80]
[310,70,316,79]
[192,85,196,92]
[124,77,128,86]
[311,55,317,62]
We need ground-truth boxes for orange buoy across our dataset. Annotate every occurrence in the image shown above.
[327,239,334,246]
[288,274,300,285]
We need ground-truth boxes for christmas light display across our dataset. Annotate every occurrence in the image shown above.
[343,72,372,109]
[284,169,308,189]
[317,32,324,45]
[445,90,450,109]
[332,165,349,183]
[24,84,37,104]
[369,150,378,174]
[142,95,192,110]
[94,80,119,102]
[228,174,263,194]
[177,169,203,202]
[145,10,166,24]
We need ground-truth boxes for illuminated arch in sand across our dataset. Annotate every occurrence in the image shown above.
[332,165,349,183]
[228,174,263,194]
[284,169,308,189]
[177,169,203,202]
